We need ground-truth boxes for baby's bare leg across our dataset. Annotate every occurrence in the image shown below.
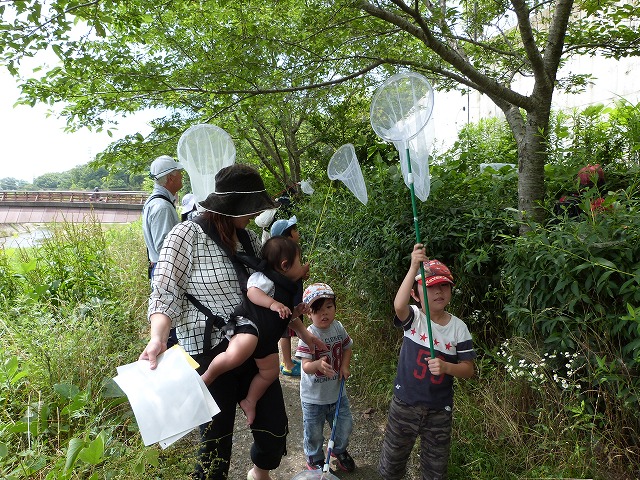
[240,353,280,425]
[200,333,257,385]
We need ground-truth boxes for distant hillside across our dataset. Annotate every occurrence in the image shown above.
[0,163,147,191]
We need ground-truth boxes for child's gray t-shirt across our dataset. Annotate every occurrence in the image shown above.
[296,320,352,405]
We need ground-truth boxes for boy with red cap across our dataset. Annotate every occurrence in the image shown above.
[379,244,476,480]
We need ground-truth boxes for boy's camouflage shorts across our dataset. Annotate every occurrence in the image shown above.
[378,395,452,480]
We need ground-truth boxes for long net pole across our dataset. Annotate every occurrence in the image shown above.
[405,146,435,358]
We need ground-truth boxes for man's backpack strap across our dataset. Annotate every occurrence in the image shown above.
[146,193,174,205]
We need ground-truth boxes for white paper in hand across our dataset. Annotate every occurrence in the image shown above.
[114,346,220,448]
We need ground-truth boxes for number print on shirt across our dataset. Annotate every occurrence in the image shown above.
[413,347,444,384]
[315,342,343,378]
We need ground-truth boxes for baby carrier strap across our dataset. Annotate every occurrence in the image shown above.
[187,216,259,350]
[235,252,298,303]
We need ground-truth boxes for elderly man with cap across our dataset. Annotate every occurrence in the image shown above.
[142,155,184,347]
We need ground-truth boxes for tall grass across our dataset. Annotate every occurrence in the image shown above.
[0,219,176,479]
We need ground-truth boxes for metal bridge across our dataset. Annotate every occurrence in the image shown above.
[0,190,149,224]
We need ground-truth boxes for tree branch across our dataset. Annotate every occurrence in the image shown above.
[357,0,534,110]
[543,0,575,83]
[510,0,545,80]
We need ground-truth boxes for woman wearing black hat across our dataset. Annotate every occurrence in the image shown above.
[139,164,318,480]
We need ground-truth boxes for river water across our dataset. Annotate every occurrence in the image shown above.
[0,227,52,249]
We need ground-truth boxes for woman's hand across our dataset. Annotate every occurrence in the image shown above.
[139,313,171,369]
[303,331,328,355]
[291,302,310,319]
[139,338,166,370]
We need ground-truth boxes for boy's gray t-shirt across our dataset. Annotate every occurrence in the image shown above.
[296,320,353,405]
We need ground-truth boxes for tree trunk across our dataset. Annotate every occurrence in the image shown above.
[504,104,549,232]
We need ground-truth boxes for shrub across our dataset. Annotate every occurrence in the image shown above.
[502,186,640,470]
[0,251,18,303]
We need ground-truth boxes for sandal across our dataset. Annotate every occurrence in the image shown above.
[280,362,301,376]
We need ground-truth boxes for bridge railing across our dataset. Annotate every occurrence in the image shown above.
[0,190,148,205]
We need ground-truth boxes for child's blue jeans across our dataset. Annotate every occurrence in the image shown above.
[301,396,353,464]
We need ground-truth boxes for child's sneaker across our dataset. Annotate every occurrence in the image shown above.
[332,451,356,472]
[306,458,334,472]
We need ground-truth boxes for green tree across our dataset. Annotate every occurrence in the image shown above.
[1,1,638,227]
[0,1,373,191]
[32,172,70,190]
[0,177,28,190]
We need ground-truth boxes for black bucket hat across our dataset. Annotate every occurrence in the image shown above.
[198,164,278,217]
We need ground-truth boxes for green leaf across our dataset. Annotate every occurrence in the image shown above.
[65,438,85,472]
[52,44,64,60]
[101,377,125,398]
[144,448,159,467]
[14,258,37,275]
[54,383,80,400]
[570,281,581,297]
[134,461,145,474]
[592,256,616,269]
[78,432,105,465]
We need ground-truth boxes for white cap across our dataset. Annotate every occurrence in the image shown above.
[181,193,196,211]
[150,155,183,179]
[255,208,277,228]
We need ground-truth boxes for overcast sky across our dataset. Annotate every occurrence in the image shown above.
[0,68,156,182]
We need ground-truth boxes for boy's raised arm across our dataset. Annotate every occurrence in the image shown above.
[394,244,428,320]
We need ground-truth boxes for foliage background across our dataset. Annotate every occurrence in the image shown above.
[0,163,147,192]
[1,103,639,478]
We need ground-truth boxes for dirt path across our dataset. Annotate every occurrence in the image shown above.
[229,373,392,480]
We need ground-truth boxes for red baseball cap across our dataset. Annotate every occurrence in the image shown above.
[415,259,454,287]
